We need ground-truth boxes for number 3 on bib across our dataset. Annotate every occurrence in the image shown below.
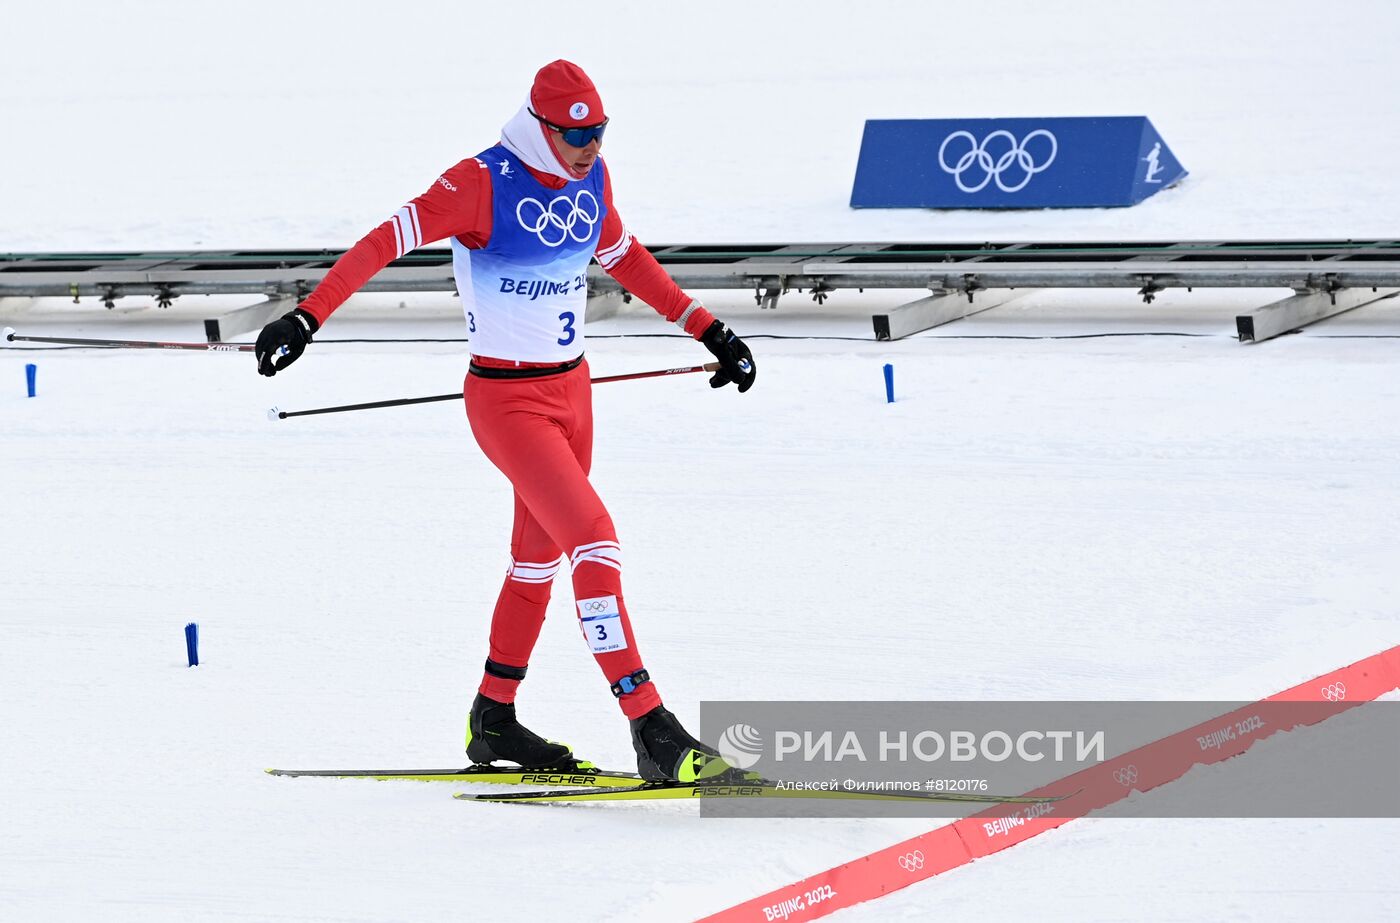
[577,595,627,654]
[557,311,576,346]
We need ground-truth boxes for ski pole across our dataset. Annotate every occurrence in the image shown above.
[268,362,721,420]
[3,327,261,352]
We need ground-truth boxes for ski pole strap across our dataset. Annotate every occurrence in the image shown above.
[483,658,528,681]
[610,668,651,698]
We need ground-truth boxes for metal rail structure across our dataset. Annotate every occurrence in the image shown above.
[3,240,1398,343]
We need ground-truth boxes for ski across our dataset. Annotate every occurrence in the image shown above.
[266,764,645,787]
[455,780,1068,805]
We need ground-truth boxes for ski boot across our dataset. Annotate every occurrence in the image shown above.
[466,693,575,769]
[630,705,750,783]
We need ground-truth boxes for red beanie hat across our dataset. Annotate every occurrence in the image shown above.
[530,60,605,128]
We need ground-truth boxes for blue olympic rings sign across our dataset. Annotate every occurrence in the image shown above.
[937,129,1058,194]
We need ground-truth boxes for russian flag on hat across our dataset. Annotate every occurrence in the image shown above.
[530,59,606,127]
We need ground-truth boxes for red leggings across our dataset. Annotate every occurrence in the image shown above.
[464,360,661,719]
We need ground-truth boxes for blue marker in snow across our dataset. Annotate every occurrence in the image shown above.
[883,363,895,403]
[185,622,200,667]
[26,363,37,398]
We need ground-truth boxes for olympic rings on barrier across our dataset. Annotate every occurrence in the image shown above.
[897,850,925,872]
[938,129,1058,194]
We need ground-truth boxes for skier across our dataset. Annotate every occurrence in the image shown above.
[254,60,756,784]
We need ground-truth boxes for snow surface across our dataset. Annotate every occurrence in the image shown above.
[4,1,1400,921]
[4,0,1400,248]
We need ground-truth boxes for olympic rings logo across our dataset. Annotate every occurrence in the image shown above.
[516,189,600,248]
[897,850,925,872]
[938,129,1058,194]
[1321,682,1347,702]
[1113,765,1139,787]
[582,600,610,613]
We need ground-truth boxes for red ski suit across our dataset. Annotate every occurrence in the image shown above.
[300,156,715,719]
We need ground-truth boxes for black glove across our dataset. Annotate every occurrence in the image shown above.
[699,319,756,392]
[255,307,319,377]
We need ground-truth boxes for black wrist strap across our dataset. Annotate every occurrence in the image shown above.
[290,308,318,336]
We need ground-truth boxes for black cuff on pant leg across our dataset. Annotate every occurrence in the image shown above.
[484,658,528,681]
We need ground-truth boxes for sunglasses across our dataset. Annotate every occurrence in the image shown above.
[530,108,609,147]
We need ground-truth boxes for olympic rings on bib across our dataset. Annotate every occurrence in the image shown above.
[516,190,601,248]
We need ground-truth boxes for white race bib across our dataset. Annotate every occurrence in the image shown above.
[577,595,628,654]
